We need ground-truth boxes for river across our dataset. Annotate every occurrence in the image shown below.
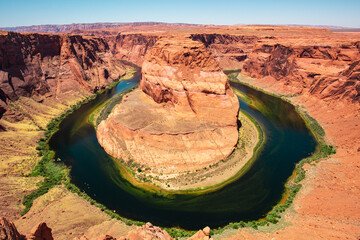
[49,71,316,230]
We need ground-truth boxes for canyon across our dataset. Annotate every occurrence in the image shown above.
[0,25,359,239]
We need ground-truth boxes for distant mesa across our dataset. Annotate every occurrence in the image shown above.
[0,22,205,34]
[96,36,239,173]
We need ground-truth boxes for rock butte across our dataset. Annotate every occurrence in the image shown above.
[97,37,239,173]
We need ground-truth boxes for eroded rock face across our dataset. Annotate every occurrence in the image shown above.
[0,31,129,122]
[140,37,238,125]
[243,43,360,102]
[109,34,158,66]
[97,37,239,173]
[0,217,24,240]
[27,222,53,240]
[125,222,173,240]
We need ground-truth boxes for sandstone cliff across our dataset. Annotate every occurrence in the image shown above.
[97,37,239,173]
[190,33,257,70]
[190,30,360,103]
[243,43,360,101]
[0,31,130,122]
[107,34,158,66]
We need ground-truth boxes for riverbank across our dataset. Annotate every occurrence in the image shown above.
[89,84,262,191]
[0,65,139,239]
[88,69,138,128]
[140,110,261,191]
[88,81,262,192]
[54,68,319,231]
[104,108,262,192]
[216,72,360,240]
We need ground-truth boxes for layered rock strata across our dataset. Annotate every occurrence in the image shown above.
[190,30,360,103]
[97,37,239,173]
[243,43,360,101]
[0,31,130,120]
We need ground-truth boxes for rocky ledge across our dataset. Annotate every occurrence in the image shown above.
[97,36,239,173]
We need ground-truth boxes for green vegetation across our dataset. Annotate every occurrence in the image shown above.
[164,228,196,238]
[21,70,137,215]
[21,94,99,214]
[223,69,242,75]
[20,69,154,229]
[22,115,68,214]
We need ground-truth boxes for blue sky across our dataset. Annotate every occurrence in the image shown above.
[1,0,359,28]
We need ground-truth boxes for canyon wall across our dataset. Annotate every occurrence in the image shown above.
[190,31,360,103]
[0,31,131,121]
[3,29,358,119]
[243,43,360,101]
[190,33,257,70]
[106,34,158,65]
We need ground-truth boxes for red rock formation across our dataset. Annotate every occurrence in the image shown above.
[140,37,238,124]
[0,217,53,240]
[0,217,24,240]
[190,33,257,70]
[97,37,239,173]
[0,31,130,122]
[125,222,173,240]
[243,43,360,101]
[188,226,212,240]
[107,34,158,66]
[190,31,360,104]
[26,222,53,240]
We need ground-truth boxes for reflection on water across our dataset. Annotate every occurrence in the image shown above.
[49,72,316,230]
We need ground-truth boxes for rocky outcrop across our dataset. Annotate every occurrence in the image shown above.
[97,37,239,173]
[26,223,53,240]
[0,217,53,240]
[188,226,212,240]
[189,31,360,103]
[139,37,238,124]
[125,222,173,240]
[243,42,360,101]
[0,217,24,240]
[0,31,130,122]
[76,223,213,240]
[190,33,257,70]
[107,34,158,65]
